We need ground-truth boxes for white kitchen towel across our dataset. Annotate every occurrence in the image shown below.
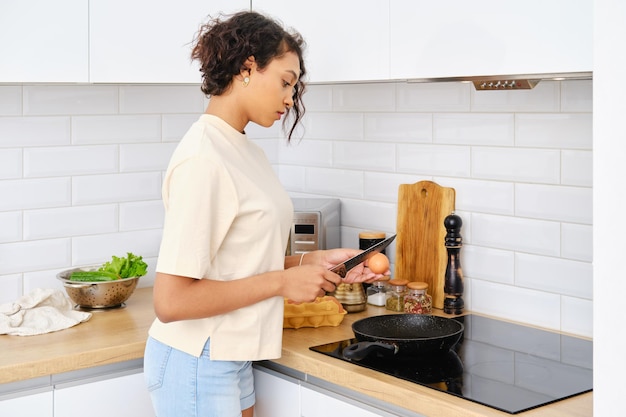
[0,288,92,336]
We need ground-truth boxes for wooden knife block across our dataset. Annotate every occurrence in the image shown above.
[394,181,455,310]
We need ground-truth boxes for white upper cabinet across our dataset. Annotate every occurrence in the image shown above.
[1,0,592,84]
[0,0,89,83]
[253,0,390,83]
[89,0,250,83]
[390,0,593,80]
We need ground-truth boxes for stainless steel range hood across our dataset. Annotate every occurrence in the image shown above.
[407,71,592,90]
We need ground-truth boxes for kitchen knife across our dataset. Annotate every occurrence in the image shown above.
[330,234,396,278]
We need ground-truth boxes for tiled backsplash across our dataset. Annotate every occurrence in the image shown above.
[0,80,592,337]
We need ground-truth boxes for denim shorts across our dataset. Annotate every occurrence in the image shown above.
[144,336,255,417]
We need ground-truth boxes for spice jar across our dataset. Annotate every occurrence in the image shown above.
[385,279,408,312]
[359,230,386,295]
[404,281,433,314]
[359,231,386,254]
[366,276,390,306]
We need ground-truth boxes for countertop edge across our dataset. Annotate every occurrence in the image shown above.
[1,344,146,385]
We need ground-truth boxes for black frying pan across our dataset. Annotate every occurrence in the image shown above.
[342,314,464,361]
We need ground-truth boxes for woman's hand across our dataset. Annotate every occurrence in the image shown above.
[280,264,342,302]
[300,248,391,284]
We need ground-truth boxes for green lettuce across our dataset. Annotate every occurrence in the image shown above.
[98,252,148,278]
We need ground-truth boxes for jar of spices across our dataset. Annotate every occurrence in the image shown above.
[404,281,432,314]
[359,230,386,295]
[385,279,408,312]
[366,276,390,306]
[359,231,386,254]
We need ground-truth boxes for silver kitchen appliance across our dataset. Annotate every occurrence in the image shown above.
[289,198,340,255]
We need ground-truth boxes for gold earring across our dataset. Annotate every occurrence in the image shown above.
[243,76,250,87]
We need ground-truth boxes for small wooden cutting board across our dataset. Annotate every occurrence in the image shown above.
[394,181,455,309]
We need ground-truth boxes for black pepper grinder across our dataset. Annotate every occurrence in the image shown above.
[443,213,464,314]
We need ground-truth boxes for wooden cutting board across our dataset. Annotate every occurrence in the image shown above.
[394,181,455,309]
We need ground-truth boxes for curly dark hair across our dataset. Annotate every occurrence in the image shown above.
[191,11,307,141]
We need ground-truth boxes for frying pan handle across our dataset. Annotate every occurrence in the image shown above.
[342,341,398,361]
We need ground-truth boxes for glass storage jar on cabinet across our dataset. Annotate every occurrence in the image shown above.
[366,276,390,306]
[403,281,432,314]
[385,279,408,312]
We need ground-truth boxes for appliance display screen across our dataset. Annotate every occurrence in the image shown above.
[294,224,315,234]
[310,314,592,414]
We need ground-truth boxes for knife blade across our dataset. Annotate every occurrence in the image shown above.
[330,234,396,278]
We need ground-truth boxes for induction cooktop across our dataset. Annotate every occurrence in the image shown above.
[309,314,592,414]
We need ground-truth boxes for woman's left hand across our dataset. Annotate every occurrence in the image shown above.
[302,248,391,284]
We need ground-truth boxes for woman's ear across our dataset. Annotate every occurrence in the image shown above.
[242,55,256,73]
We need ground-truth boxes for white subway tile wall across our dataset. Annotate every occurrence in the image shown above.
[284,80,592,337]
[0,80,593,338]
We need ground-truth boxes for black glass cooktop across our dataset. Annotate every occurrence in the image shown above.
[309,314,592,414]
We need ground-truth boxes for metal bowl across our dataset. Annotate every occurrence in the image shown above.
[57,266,141,310]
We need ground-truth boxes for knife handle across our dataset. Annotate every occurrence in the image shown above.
[330,264,347,278]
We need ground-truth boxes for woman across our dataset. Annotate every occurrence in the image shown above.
[143,10,389,417]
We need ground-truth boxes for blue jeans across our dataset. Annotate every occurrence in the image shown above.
[144,336,255,417]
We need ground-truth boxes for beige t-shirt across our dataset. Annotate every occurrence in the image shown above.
[149,114,293,360]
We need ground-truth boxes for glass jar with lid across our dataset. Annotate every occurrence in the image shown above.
[385,279,408,312]
[366,276,390,306]
[403,281,432,314]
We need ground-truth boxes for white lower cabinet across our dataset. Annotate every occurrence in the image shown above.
[300,386,384,417]
[54,371,154,417]
[253,367,300,417]
[0,391,53,417]
[253,365,388,417]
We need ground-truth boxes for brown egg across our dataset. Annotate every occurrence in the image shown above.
[367,253,389,274]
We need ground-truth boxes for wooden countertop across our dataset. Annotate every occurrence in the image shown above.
[0,287,592,416]
[0,287,155,385]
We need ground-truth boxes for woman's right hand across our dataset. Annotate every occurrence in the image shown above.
[279,264,342,303]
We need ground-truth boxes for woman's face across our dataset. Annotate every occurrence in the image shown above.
[244,51,301,128]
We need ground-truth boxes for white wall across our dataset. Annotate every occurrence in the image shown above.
[0,85,204,299]
[0,80,592,338]
[593,0,626,415]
